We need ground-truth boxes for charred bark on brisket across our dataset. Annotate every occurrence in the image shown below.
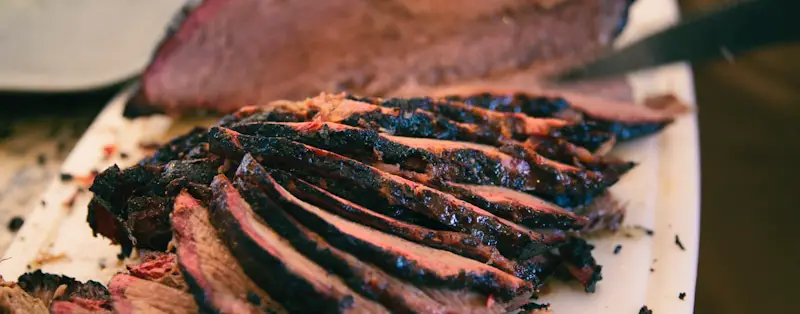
[208,128,566,258]
[16,270,111,310]
[88,158,224,255]
[171,191,284,313]
[558,237,603,293]
[209,175,389,314]
[232,158,535,300]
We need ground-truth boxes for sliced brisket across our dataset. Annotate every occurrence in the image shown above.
[232,158,535,301]
[227,94,636,178]
[108,274,198,314]
[227,120,617,203]
[171,191,285,313]
[447,91,687,150]
[268,168,532,281]
[208,128,566,258]
[209,175,390,314]
[230,169,449,313]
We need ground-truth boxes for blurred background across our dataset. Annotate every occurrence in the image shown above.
[0,0,798,313]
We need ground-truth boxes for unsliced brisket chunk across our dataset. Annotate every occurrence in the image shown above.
[209,175,390,314]
[107,274,198,314]
[233,159,535,301]
[128,0,634,116]
[208,128,566,258]
[171,191,285,313]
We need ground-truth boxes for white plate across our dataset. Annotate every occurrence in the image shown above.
[0,0,186,91]
[0,0,699,313]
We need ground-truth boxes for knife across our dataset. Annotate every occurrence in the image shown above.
[551,0,800,83]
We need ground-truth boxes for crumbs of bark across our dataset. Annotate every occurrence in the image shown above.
[639,305,653,314]
[635,225,654,236]
[7,216,24,232]
[679,292,686,300]
[37,154,47,166]
[60,173,74,182]
[675,235,686,251]
[613,245,622,254]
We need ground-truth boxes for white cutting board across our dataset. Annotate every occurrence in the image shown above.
[0,0,186,91]
[0,0,699,313]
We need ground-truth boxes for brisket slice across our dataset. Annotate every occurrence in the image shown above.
[208,129,566,258]
[268,169,535,281]
[228,169,448,313]
[209,175,389,314]
[129,0,634,116]
[171,191,285,313]
[227,120,617,202]
[371,162,585,230]
[107,274,198,314]
[232,94,636,183]
[442,90,687,149]
[233,157,535,301]
[288,173,446,230]
[126,252,186,291]
[16,270,111,309]
[353,95,567,139]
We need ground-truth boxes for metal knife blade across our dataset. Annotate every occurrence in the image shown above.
[551,0,800,83]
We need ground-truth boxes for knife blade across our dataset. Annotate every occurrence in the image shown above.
[551,0,800,83]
